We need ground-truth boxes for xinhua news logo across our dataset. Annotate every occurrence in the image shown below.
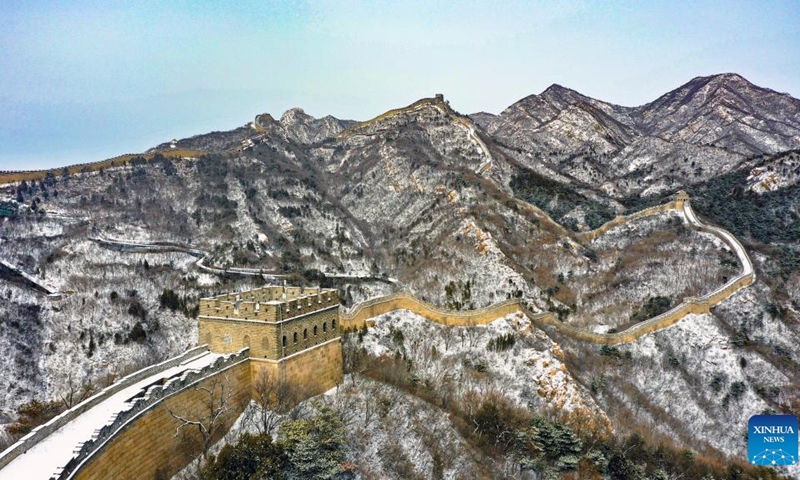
[748,415,798,466]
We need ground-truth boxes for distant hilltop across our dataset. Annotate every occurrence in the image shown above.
[0,150,202,185]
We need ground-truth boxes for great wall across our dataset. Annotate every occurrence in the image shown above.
[0,286,343,480]
[339,191,755,344]
[90,236,398,284]
[0,190,756,478]
[338,94,494,175]
[0,150,203,186]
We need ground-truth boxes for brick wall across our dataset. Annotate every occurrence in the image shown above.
[73,360,252,480]
[250,339,344,402]
[9,194,756,479]
[339,197,755,346]
[0,346,210,473]
[339,293,521,331]
[575,202,678,242]
[199,305,339,359]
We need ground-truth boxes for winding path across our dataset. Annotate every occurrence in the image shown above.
[0,258,59,296]
[91,236,399,284]
[342,197,756,345]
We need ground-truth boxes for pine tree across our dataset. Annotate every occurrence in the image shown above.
[280,407,348,480]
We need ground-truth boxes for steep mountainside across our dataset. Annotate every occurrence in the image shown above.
[489,74,800,197]
[639,73,800,154]
[1,75,800,476]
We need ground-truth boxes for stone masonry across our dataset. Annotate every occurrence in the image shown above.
[199,285,344,397]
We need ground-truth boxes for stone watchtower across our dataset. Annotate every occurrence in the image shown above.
[198,286,343,398]
[675,190,690,208]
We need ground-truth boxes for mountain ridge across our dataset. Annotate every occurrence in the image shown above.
[1,72,800,478]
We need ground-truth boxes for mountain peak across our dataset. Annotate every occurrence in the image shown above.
[691,72,753,89]
[280,107,312,123]
[542,83,572,94]
[538,84,594,110]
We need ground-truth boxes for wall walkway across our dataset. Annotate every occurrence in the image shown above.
[92,236,399,284]
[0,196,757,479]
[0,347,252,480]
[341,200,755,345]
[0,258,58,296]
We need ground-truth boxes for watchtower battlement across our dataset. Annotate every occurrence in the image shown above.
[199,286,341,360]
[675,189,690,206]
[199,286,339,323]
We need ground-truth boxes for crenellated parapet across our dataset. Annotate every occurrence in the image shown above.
[57,349,250,480]
[339,293,520,331]
[2,282,345,480]
[198,286,339,324]
[0,191,757,480]
[198,286,341,360]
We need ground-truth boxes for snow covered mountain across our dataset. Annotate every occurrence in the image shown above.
[486,73,800,197]
[1,74,799,478]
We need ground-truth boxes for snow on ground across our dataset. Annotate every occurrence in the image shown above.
[582,310,786,462]
[225,174,263,243]
[0,351,221,480]
[314,378,488,480]
[356,309,610,431]
[566,210,737,329]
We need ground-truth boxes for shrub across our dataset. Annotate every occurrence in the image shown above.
[159,289,181,311]
[773,344,792,359]
[469,393,531,453]
[710,373,726,393]
[730,381,747,400]
[600,345,621,357]
[200,432,286,480]
[127,299,147,320]
[487,333,516,352]
[7,400,64,437]
[732,329,749,347]
[389,326,404,347]
[128,322,148,344]
[630,296,672,323]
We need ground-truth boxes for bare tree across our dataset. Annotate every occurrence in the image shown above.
[342,337,367,380]
[166,374,234,458]
[464,323,481,349]
[60,372,97,409]
[249,370,297,435]
[439,325,456,351]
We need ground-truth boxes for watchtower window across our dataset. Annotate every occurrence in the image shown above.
[303,328,308,339]
[313,325,318,336]
[323,322,327,333]
[293,332,298,343]
[282,335,287,348]
[332,319,337,329]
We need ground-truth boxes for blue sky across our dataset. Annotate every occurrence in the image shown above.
[1,0,798,170]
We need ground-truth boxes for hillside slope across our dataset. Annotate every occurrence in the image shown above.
[1,77,799,475]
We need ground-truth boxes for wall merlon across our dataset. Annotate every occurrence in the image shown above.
[200,287,337,324]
